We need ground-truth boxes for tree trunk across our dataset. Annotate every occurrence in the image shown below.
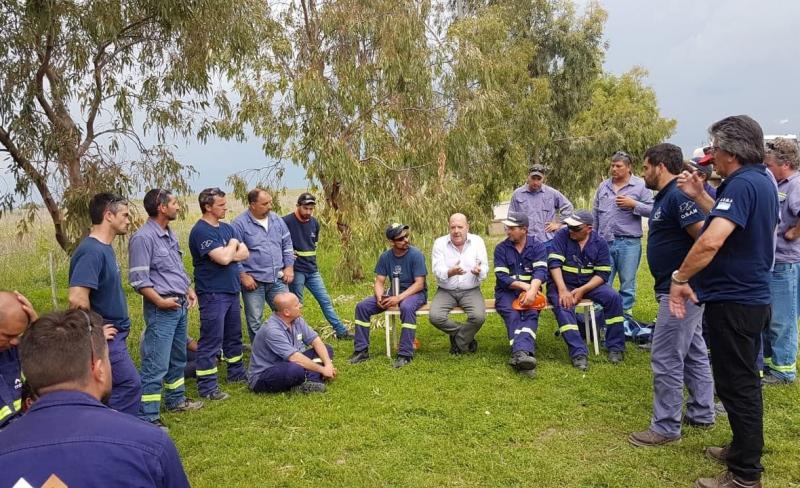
[324,179,363,281]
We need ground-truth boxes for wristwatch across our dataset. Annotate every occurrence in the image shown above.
[671,270,689,285]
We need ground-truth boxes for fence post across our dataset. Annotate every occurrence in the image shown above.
[48,250,58,310]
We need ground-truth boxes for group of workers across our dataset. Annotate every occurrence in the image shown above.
[0,114,796,488]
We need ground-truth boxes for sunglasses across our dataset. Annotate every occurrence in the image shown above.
[78,310,97,362]
[392,234,409,242]
[567,224,586,232]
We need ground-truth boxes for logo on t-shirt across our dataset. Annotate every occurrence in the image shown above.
[14,378,22,391]
[716,197,733,211]
[651,207,663,222]
[200,239,213,250]
[679,201,698,219]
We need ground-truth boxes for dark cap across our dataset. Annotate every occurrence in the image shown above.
[689,158,713,176]
[386,223,410,240]
[501,212,529,228]
[563,210,593,227]
[297,192,317,206]
[528,164,547,177]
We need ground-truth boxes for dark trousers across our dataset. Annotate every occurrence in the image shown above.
[250,346,334,393]
[495,291,539,354]
[108,329,142,416]
[354,293,426,357]
[705,301,770,481]
[196,293,246,396]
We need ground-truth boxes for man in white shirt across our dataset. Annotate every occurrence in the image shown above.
[429,213,489,354]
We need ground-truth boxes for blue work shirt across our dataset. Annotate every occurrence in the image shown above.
[283,212,319,274]
[704,182,717,200]
[592,176,653,241]
[375,246,428,296]
[493,236,548,295]
[0,390,189,488]
[509,184,574,242]
[189,219,243,294]
[0,348,22,429]
[128,219,191,296]
[69,237,131,331]
[247,314,318,388]
[547,227,612,289]
[695,164,779,305]
[775,172,800,264]
[232,210,295,283]
[647,178,706,295]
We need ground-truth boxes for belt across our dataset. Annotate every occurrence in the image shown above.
[162,293,187,305]
[613,235,640,239]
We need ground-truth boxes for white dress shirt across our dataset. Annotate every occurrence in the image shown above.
[431,233,489,290]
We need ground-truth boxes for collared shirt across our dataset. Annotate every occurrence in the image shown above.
[431,233,489,290]
[493,236,548,294]
[547,227,612,289]
[247,314,318,387]
[128,219,191,296]
[704,182,717,200]
[695,164,779,305]
[508,184,574,242]
[375,246,428,296]
[283,213,320,274]
[0,390,190,488]
[232,210,295,283]
[0,348,22,429]
[775,172,800,264]
[592,175,654,241]
[647,178,706,295]
[188,219,242,294]
[69,237,131,331]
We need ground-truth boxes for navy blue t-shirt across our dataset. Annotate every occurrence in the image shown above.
[695,165,779,304]
[647,179,706,295]
[375,246,428,296]
[69,237,131,330]
[282,213,319,274]
[188,220,243,294]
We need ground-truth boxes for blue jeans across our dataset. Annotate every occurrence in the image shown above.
[290,270,347,335]
[241,280,288,343]
[139,299,188,422]
[608,237,642,314]
[764,262,798,381]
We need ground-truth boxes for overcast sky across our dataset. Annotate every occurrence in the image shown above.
[129,0,800,191]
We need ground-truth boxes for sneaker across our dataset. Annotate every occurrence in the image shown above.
[705,446,729,464]
[468,339,478,353]
[335,331,355,340]
[508,351,537,371]
[201,389,230,401]
[392,355,412,369]
[149,418,169,432]
[290,381,326,394]
[348,349,370,364]
[761,374,794,386]
[628,429,680,447]
[694,470,761,488]
[608,350,624,364]
[166,399,204,413]
[571,355,588,371]
[683,417,715,429]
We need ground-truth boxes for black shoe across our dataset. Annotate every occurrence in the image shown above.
[149,418,169,432]
[608,350,624,364]
[290,381,326,394]
[348,349,370,364]
[683,417,715,429]
[508,350,537,371]
[392,355,412,368]
[449,335,460,355]
[468,339,478,353]
[571,355,588,371]
[201,389,230,401]
[761,374,794,386]
[335,331,355,340]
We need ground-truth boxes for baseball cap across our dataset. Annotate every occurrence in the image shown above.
[563,210,593,227]
[385,223,409,240]
[689,159,712,176]
[502,212,529,227]
[297,192,317,205]
[528,164,547,177]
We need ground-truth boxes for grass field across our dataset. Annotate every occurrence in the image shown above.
[1,199,798,487]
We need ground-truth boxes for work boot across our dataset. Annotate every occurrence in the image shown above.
[166,398,204,413]
[201,388,230,401]
[392,355,412,369]
[468,339,478,353]
[508,350,537,371]
[291,381,326,394]
[348,349,370,364]
[449,335,461,355]
[628,429,680,447]
[683,417,715,429]
[335,331,355,341]
[705,446,729,464]
[607,350,624,364]
[149,418,169,433]
[761,374,793,386]
[694,471,761,488]
[571,355,588,371]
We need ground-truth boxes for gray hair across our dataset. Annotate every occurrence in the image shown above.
[708,115,764,165]
[765,138,800,170]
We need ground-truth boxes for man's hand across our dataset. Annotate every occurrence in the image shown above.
[240,273,258,291]
[187,288,198,308]
[470,261,482,276]
[282,267,294,284]
[571,287,585,303]
[615,195,637,210]
[520,287,538,306]
[321,364,337,380]
[558,288,576,308]
[677,170,706,200]
[669,282,698,319]
[14,291,38,323]
[103,325,118,341]
[785,227,800,241]
[380,295,401,309]
[448,265,466,277]
[544,221,562,233]
[158,297,181,311]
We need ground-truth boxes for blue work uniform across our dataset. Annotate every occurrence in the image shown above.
[494,236,549,354]
[547,227,625,357]
[0,348,22,429]
[508,184,574,243]
[0,390,189,488]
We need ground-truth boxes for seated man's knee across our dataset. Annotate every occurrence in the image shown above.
[469,310,487,326]
[428,306,449,326]
[398,300,420,315]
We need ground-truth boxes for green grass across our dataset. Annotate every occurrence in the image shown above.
[1,205,799,487]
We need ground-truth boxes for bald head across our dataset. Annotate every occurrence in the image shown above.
[448,213,469,247]
[0,291,31,351]
[273,292,298,313]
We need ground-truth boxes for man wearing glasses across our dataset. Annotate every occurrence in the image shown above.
[592,151,653,321]
[68,193,142,416]
[548,210,626,369]
[129,189,203,429]
[0,291,37,429]
[508,164,573,248]
[349,223,427,368]
[189,187,250,401]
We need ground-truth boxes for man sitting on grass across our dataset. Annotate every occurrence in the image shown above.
[246,293,336,394]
